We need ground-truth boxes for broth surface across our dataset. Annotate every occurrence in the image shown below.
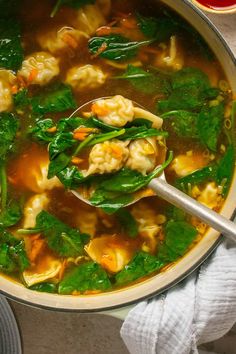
[0,0,234,295]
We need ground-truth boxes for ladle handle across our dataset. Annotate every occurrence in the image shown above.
[148,178,236,243]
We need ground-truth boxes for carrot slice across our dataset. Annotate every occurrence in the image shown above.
[28,68,38,83]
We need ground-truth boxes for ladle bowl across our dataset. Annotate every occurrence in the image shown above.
[70,97,236,244]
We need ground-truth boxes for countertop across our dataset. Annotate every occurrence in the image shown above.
[8,9,236,354]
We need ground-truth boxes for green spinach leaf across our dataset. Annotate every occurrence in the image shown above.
[29,282,57,293]
[31,83,76,114]
[161,110,199,138]
[88,35,153,61]
[58,262,111,294]
[197,103,224,152]
[0,200,22,228]
[156,221,197,263]
[0,19,23,71]
[175,165,216,192]
[216,144,235,196]
[27,211,90,257]
[0,229,29,273]
[115,251,163,286]
[116,209,138,238]
[114,64,170,95]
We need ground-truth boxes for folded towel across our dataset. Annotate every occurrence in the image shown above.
[121,240,236,354]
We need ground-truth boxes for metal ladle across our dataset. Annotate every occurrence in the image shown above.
[70,98,236,243]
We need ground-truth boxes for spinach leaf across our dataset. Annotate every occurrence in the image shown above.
[137,14,179,42]
[156,221,197,263]
[216,144,235,196]
[0,229,29,273]
[30,211,90,257]
[116,209,138,238]
[0,200,22,228]
[30,118,56,143]
[0,19,23,71]
[88,35,153,61]
[91,117,121,132]
[58,262,111,294]
[47,152,71,179]
[161,110,199,138]
[119,126,168,141]
[57,166,86,188]
[48,132,76,159]
[175,165,216,192]
[0,113,19,160]
[172,67,210,91]
[115,251,163,286]
[115,65,170,95]
[13,88,30,110]
[197,103,224,152]
[91,194,134,214]
[0,113,19,211]
[157,67,216,113]
[31,83,76,114]
[29,282,57,293]
[57,117,95,131]
[51,0,95,17]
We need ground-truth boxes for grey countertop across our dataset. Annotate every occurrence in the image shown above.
[8,10,236,354]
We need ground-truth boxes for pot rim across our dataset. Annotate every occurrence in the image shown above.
[2,0,236,312]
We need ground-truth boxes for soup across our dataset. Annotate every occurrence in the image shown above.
[0,0,234,295]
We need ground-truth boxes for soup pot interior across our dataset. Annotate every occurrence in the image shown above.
[1,0,236,312]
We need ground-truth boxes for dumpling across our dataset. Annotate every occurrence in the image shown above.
[70,4,106,36]
[85,235,132,273]
[85,139,129,175]
[91,95,134,127]
[65,64,107,91]
[170,152,209,177]
[154,35,184,71]
[23,254,62,286]
[126,137,158,175]
[23,193,49,228]
[131,201,164,252]
[18,52,59,86]
[197,182,222,210]
[37,26,89,55]
[0,70,16,112]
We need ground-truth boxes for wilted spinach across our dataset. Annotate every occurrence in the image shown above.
[156,221,197,263]
[88,35,153,61]
[197,103,224,151]
[0,19,23,71]
[115,251,163,286]
[116,209,138,238]
[114,64,169,95]
[58,262,111,294]
[0,229,29,273]
[31,83,76,114]
[19,211,90,257]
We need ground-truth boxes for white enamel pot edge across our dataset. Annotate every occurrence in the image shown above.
[1,0,236,317]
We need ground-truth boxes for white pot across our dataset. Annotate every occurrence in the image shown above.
[1,0,236,315]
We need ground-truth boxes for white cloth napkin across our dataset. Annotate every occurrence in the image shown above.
[120,240,236,354]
